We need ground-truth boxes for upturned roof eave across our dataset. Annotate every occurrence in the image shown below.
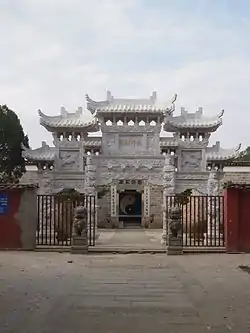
[40,122,100,133]
[24,156,55,162]
[163,123,221,132]
[206,155,239,162]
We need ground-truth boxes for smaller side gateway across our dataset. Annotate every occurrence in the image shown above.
[22,91,240,229]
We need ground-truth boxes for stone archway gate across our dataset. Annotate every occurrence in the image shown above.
[36,194,97,247]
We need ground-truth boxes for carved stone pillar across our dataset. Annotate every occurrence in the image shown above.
[161,155,176,245]
[205,170,222,245]
[84,156,98,239]
[84,156,97,195]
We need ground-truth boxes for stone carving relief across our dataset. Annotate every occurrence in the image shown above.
[178,139,208,148]
[96,158,164,186]
[59,151,80,170]
[207,170,219,196]
[84,156,97,193]
[106,134,116,147]
[180,150,202,172]
[99,158,164,171]
[147,135,160,151]
[176,173,208,180]
[103,125,159,133]
[163,155,175,194]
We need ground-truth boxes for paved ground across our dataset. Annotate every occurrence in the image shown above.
[1,252,250,332]
[96,229,164,249]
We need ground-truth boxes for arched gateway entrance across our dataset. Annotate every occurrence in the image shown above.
[119,190,142,228]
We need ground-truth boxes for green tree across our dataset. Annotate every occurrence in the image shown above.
[0,105,29,183]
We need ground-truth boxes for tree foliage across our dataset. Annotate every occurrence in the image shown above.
[174,189,193,206]
[0,105,29,183]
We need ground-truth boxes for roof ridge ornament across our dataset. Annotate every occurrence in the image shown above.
[106,90,113,102]
[85,93,110,114]
[76,107,83,115]
[162,93,177,116]
[61,106,67,118]
[218,109,224,118]
[168,93,177,114]
[235,143,241,152]
[180,106,186,115]
[150,91,157,103]
[206,142,242,161]
[197,107,203,115]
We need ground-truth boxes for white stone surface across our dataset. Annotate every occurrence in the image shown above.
[21,91,243,230]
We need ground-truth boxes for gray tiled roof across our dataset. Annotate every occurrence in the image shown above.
[38,108,100,132]
[206,142,241,161]
[22,137,103,162]
[164,108,224,131]
[86,91,177,115]
[83,138,102,147]
[22,142,56,161]
[96,104,169,113]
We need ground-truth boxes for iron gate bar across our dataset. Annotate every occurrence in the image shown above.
[36,194,96,247]
[166,195,225,248]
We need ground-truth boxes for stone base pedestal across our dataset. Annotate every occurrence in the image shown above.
[71,236,88,254]
[167,236,183,255]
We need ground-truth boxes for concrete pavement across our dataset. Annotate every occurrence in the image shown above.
[0,252,250,332]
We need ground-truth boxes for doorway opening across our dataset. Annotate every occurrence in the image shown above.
[119,190,142,228]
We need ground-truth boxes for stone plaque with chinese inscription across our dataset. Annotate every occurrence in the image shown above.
[119,135,144,154]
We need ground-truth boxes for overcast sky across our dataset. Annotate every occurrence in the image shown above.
[1,0,250,149]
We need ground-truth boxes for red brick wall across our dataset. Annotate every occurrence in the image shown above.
[224,188,250,253]
[0,189,22,249]
[238,190,250,252]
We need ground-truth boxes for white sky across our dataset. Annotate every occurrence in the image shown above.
[1,0,250,150]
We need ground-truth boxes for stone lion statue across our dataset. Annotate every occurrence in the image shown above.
[169,206,182,238]
[72,206,88,237]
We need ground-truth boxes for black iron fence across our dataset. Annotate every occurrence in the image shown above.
[37,194,96,247]
[166,195,225,247]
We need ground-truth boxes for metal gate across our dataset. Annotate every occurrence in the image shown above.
[37,194,96,247]
[166,195,225,247]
